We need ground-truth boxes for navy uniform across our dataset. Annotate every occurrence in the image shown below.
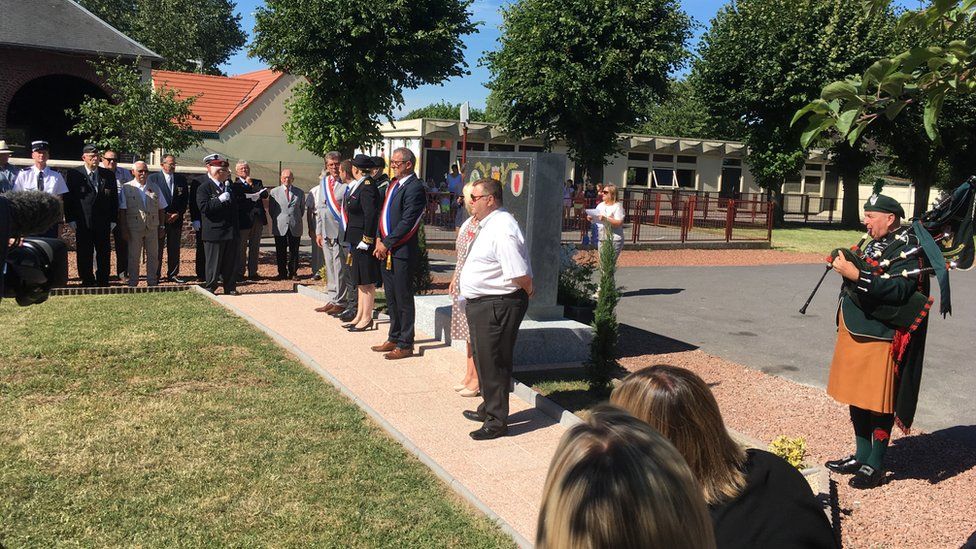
[149,163,189,282]
[195,154,240,295]
[344,156,381,287]
[64,144,118,286]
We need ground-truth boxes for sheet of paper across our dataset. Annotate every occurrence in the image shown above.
[245,191,264,200]
[584,208,601,218]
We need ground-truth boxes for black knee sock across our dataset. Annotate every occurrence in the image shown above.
[850,406,873,463]
[867,412,895,470]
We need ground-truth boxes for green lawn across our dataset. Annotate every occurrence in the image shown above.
[770,226,866,254]
[0,293,513,548]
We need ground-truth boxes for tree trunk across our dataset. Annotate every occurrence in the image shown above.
[582,162,605,185]
[913,173,933,219]
[839,164,863,228]
[769,184,785,227]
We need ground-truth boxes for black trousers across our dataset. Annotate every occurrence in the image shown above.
[76,224,112,285]
[466,289,529,429]
[274,231,300,276]
[203,238,238,292]
[157,217,183,280]
[113,224,128,276]
[382,254,417,348]
[194,230,205,280]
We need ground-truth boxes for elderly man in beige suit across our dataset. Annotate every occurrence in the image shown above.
[119,160,167,287]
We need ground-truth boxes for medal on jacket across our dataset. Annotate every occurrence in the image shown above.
[379,178,422,269]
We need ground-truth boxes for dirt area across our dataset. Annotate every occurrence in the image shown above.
[587,248,826,267]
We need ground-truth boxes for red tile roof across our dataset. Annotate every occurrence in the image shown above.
[152,69,285,132]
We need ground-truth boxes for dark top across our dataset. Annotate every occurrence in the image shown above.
[148,171,189,217]
[231,177,266,230]
[64,166,118,231]
[710,449,836,549]
[196,177,239,242]
[189,176,203,224]
[344,177,379,248]
[377,173,427,259]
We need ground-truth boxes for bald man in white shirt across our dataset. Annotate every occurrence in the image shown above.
[455,177,533,441]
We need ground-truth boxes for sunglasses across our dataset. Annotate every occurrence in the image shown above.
[470,194,489,202]
[104,158,118,162]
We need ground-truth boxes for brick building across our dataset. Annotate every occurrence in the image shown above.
[0,0,159,159]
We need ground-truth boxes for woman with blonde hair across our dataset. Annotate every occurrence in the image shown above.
[537,404,715,549]
[586,183,625,260]
[611,366,836,549]
[448,181,479,397]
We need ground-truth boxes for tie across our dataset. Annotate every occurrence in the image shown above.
[36,169,43,191]
[286,186,291,203]
[89,170,97,191]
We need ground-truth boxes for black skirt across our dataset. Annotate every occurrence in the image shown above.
[350,247,381,286]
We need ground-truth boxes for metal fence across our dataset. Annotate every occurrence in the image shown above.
[781,193,839,223]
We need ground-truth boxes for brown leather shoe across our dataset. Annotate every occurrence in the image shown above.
[316,303,343,314]
[370,341,397,353]
[384,347,414,360]
[314,304,333,313]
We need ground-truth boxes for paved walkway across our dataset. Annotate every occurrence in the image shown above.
[212,291,563,546]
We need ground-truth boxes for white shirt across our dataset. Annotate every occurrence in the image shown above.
[119,180,168,210]
[164,171,175,194]
[13,166,68,196]
[459,208,531,299]
[596,201,625,242]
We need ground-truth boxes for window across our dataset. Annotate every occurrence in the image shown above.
[628,152,650,161]
[723,158,742,167]
[804,163,823,172]
[783,176,802,194]
[488,143,516,152]
[456,141,485,151]
[677,155,697,164]
[653,154,674,163]
[518,145,544,152]
[803,175,822,195]
[627,167,649,186]
[676,169,696,188]
[652,168,675,187]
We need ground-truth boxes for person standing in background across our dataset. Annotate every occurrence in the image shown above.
[119,161,166,287]
[197,154,240,295]
[149,154,189,283]
[268,169,305,280]
[64,144,118,286]
[13,140,68,237]
[233,160,267,282]
[0,140,17,194]
[101,150,130,280]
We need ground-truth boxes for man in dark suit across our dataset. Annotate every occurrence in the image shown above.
[64,145,118,286]
[149,154,189,283]
[371,147,428,360]
[188,174,206,281]
[232,159,267,281]
[196,154,240,295]
[101,150,130,280]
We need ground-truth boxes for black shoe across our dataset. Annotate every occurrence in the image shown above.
[338,311,357,322]
[849,465,885,489]
[347,320,375,332]
[462,410,486,423]
[470,425,508,440]
[225,290,240,296]
[168,276,186,284]
[825,455,861,475]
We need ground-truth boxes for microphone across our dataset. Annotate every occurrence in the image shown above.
[2,191,63,236]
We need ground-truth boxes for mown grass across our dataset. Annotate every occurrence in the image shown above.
[0,293,513,548]
[770,226,866,254]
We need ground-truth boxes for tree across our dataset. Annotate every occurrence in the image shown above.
[400,100,486,121]
[484,0,691,182]
[250,0,477,156]
[695,0,894,224]
[66,59,201,159]
[78,0,246,74]
[584,232,620,395]
[638,79,718,139]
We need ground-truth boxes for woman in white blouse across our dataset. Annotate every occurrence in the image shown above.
[587,183,625,261]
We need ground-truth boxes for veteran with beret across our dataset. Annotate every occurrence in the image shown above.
[196,154,240,295]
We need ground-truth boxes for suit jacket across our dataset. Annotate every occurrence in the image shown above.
[344,176,378,248]
[316,176,348,242]
[196,176,239,241]
[189,176,203,224]
[269,184,305,237]
[64,166,118,231]
[378,173,427,259]
[233,177,267,231]
[148,171,189,217]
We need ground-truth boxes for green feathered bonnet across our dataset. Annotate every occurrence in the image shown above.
[863,178,905,218]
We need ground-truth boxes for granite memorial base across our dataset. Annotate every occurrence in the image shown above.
[414,295,591,370]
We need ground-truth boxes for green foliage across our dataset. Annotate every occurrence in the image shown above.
[639,79,718,139]
[584,232,620,395]
[401,100,486,122]
[66,59,201,158]
[78,0,245,74]
[251,0,477,155]
[695,0,894,204]
[796,0,976,146]
[413,222,434,295]
[484,0,691,179]
[769,435,808,470]
[557,244,596,307]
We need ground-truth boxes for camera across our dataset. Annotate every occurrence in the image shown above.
[1,192,69,306]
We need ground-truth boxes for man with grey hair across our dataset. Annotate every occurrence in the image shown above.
[196,154,240,295]
[314,151,353,313]
[119,160,167,286]
[233,159,267,281]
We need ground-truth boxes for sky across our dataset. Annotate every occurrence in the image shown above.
[222,0,924,116]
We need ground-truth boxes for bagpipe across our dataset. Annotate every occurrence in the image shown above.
[799,177,976,321]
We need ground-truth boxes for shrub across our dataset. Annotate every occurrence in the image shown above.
[557,244,597,307]
[583,232,620,394]
[769,435,808,470]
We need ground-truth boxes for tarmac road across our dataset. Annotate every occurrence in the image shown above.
[615,264,976,447]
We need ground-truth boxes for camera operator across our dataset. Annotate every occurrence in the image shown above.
[1,190,67,305]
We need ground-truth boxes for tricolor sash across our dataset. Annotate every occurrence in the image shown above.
[322,176,345,230]
[379,178,422,249]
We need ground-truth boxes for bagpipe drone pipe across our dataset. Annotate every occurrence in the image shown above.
[799,176,976,320]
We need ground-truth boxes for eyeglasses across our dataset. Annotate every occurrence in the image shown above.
[470,194,489,202]
[600,191,611,194]
[135,169,149,173]
[104,157,118,163]
[389,160,407,167]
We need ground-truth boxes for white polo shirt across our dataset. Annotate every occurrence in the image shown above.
[13,166,68,196]
[459,208,531,299]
